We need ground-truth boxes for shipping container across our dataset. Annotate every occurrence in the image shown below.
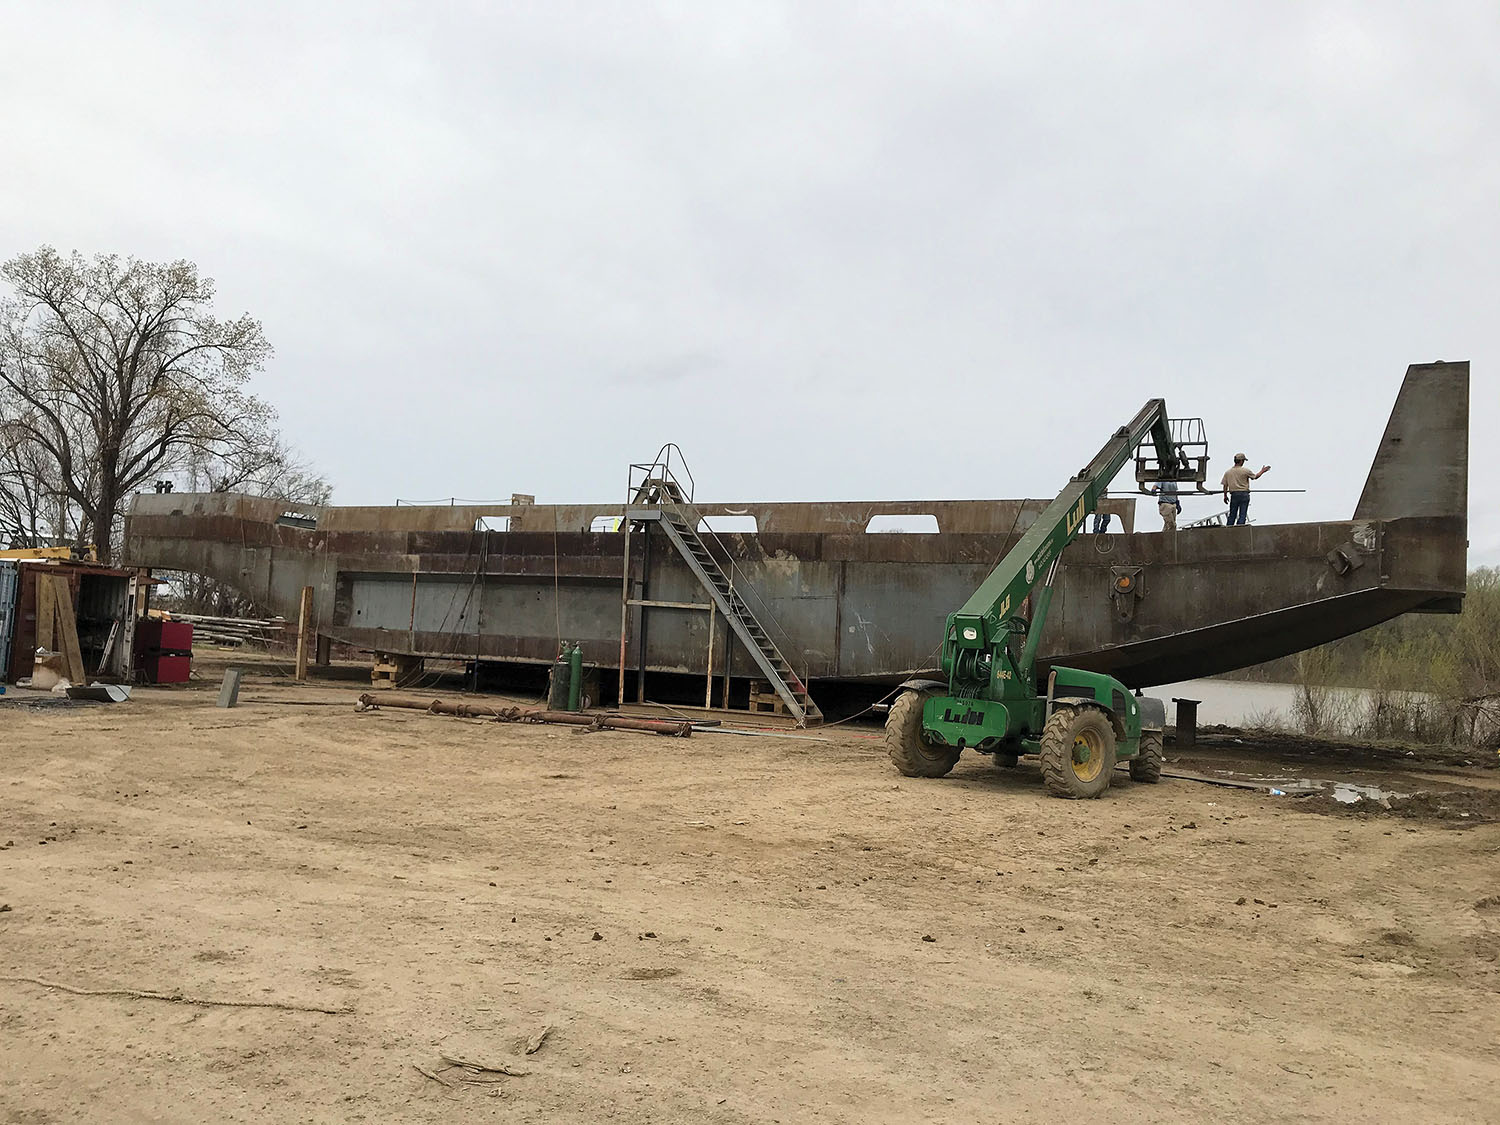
[0,561,17,681]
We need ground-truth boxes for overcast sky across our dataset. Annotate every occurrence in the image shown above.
[2,1,1494,562]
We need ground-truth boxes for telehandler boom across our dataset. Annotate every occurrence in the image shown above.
[885,399,1205,797]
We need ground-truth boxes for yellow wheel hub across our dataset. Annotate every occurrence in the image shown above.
[1070,729,1105,782]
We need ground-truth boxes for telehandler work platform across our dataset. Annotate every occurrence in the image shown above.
[886,398,1197,798]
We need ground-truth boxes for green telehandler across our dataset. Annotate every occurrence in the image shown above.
[885,399,1207,798]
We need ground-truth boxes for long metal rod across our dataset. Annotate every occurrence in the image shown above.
[1102,489,1308,496]
[357,693,692,736]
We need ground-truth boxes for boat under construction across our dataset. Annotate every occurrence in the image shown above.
[123,361,1469,725]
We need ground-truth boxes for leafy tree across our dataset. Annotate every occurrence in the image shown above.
[0,246,275,562]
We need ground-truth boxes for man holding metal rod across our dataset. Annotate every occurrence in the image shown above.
[1221,453,1271,526]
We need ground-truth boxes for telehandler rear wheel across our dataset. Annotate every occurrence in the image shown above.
[1129,731,1164,782]
[886,691,961,778]
[1039,707,1115,799]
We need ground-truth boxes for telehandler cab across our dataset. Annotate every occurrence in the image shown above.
[885,400,1207,797]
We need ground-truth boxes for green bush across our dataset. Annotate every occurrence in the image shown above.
[1283,568,1500,746]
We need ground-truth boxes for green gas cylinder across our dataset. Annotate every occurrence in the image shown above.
[567,643,583,712]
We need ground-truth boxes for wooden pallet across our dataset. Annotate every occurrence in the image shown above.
[747,680,788,716]
[371,653,424,689]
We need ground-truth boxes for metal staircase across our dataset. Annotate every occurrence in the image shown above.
[622,446,821,726]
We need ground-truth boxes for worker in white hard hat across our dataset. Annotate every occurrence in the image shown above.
[1221,453,1271,526]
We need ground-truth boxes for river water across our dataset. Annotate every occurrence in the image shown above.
[1150,679,1311,727]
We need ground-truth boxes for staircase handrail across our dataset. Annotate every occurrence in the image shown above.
[628,443,695,505]
[663,493,809,691]
[625,445,809,693]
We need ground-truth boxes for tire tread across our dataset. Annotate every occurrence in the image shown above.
[886,692,961,778]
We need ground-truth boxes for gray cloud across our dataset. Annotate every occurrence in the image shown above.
[2,0,1494,559]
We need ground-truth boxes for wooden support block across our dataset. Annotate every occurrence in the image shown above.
[371,653,423,689]
[217,668,244,708]
[294,585,314,681]
[747,680,787,714]
[371,657,398,690]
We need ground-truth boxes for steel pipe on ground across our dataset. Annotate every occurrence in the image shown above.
[354,693,692,736]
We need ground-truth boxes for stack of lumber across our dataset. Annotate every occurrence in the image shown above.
[167,613,287,649]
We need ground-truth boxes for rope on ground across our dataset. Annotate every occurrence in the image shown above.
[1,975,350,1014]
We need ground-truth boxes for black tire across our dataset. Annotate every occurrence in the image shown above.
[1129,730,1164,782]
[994,751,1020,769]
[1038,707,1116,799]
[886,691,961,778]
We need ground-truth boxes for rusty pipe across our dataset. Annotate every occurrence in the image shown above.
[355,693,692,736]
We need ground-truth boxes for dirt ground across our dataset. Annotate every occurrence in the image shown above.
[3,673,1499,1124]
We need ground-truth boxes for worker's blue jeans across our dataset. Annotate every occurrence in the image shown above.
[1227,492,1250,526]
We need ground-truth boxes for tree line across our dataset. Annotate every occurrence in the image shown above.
[1238,567,1500,746]
[0,246,327,564]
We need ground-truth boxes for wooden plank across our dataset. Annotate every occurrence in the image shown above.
[47,575,86,685]
[35,573,56,653]
[704,604,716,710]
[0,546,75,560]
[294,586,315,681]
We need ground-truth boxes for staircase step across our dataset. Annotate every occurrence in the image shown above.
[655,515,810,710]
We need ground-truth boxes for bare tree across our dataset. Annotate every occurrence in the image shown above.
[180,431,332,506]
[0,411,59,547]
[165,436,333,616]
[0,247,274,562]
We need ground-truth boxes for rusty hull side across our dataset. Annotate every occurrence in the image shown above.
[120,504,1465,690]
[121,362,1469,690]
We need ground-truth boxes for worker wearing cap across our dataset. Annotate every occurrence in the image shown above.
[1221,453,1270,526]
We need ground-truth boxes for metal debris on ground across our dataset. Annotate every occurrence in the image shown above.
[0,695,87,710]
[64,684,131,703]
[217,668,244,708]
[355,693,692,736]
[1143,763,1417,803]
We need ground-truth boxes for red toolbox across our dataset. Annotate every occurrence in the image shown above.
[136,619,193,684]
[137,619,194,653]
[141,653,191,685]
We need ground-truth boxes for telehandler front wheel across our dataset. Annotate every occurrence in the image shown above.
[1039,706,1116,799]
[886,692,961,778]
[1129,731,1164,782]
